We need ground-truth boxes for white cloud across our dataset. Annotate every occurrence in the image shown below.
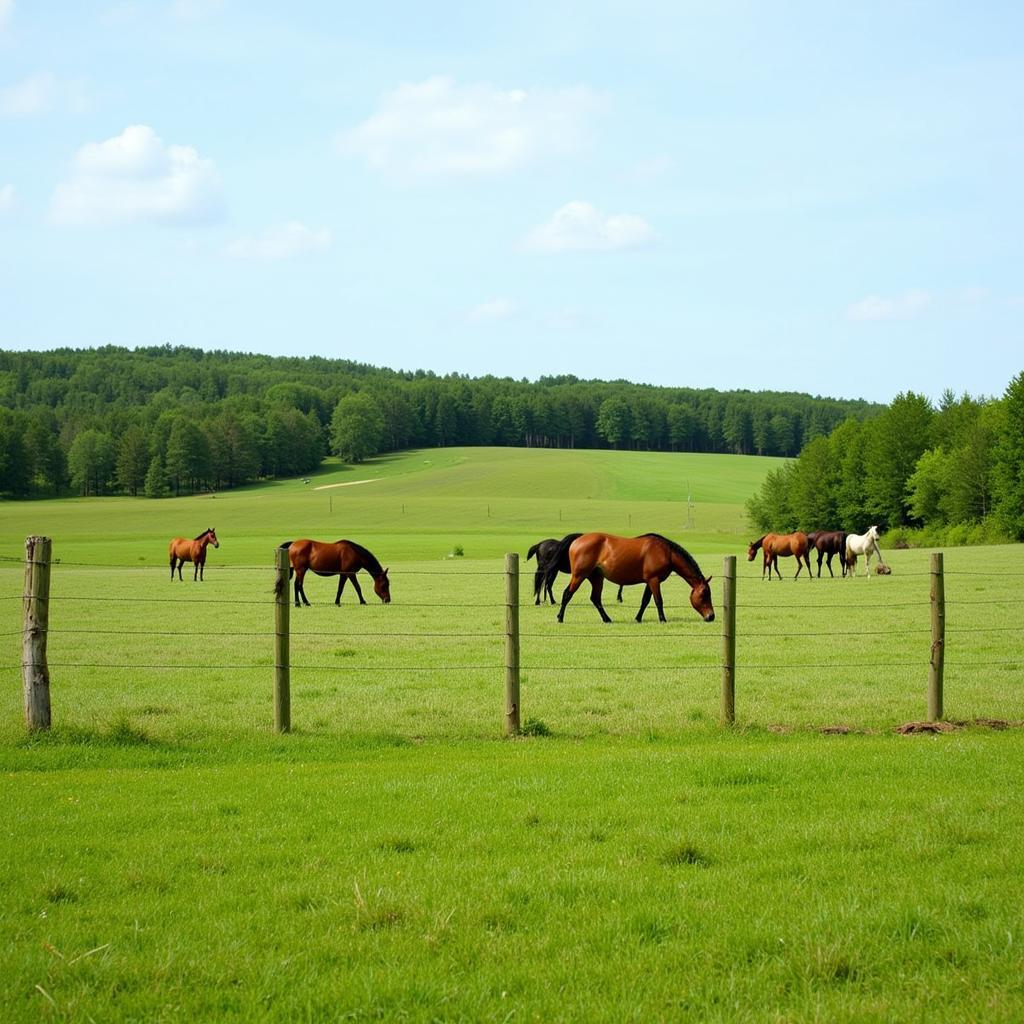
[1,72,58,117]
[0,183,14,213]
[524,201,655,253]
[846,289,932,322]
[50,125,223,226]
[226,221,331,261]
[0,0,13,32]
[468,298,517,323]
[341,75,599,179]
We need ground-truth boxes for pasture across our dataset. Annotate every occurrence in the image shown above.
[2,447,1023,1022]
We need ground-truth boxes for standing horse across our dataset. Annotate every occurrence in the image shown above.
[168,527,219,581]
[527,538,562,605]
[805,530,848,578]
[551,532,714,624]
[845,525,883,578]
[279,539,391,607]
[747,532,812,580]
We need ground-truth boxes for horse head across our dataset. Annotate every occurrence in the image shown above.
[746,539,762,561]
[373,567,391,604]
[208,527,219,548]
[689,576,715,622]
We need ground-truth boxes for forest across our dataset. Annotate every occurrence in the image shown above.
[0,345,877,499]
[745,373,1024,544]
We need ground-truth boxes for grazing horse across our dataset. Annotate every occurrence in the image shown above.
[747,532,812,580]
[279,539,391,607]
[169,527,219,581]
[806,530,848,578]
[845,526,883,578]
[527,538,562,605]
[550,532,714,624]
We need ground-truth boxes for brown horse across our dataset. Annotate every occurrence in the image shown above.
[169,527,219,581]
[279,539,390,607]
[550,532,714,624]
[747,532,812,580]
[805,530,848,578]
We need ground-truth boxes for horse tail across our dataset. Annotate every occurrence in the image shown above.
[544,533,583,592]
[526,542,541,562]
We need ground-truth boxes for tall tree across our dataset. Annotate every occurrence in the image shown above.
[330,392,385,463]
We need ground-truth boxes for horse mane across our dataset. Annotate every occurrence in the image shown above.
[194,528,213,541]
[639,533,705,579]
[341,539,384,576]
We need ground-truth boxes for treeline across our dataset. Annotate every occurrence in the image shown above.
[746,373,1024,544]
[0,345,880,498]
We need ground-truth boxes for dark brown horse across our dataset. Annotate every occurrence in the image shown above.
[747,532,812,580]
[551,532,714,624]
[805,530,848,577]
[279,539,391,607]
[169,527,219,581]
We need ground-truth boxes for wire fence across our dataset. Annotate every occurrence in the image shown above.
[5,541,1024,734]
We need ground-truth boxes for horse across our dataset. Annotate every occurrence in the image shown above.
[168,527,219,581]
[805,530,848,578]
[747,532,812,580]
[549,532,714,624]
[845,525,883,578]
[536,536,630,606]
[279,539,391,607]
[527,538,561,605]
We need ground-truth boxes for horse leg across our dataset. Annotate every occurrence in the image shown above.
[816,551,823,578]
[617,585,624,603]
[772,555,782,581]
[351,575,366,604]
[170,556,176,581]
[556,575,586,623]
[545,577,555,604]
[648,577,667,623]
[335,574,346,605]
[294,567,309,607]
[587,572,612,623]
[534,569,543,605]
[636,584,653,622]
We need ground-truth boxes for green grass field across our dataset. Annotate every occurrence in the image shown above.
[2,447,1023,1022]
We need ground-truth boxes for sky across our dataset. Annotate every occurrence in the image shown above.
[1,1,1022,405]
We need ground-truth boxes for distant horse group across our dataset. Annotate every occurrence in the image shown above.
[745,525,885,580]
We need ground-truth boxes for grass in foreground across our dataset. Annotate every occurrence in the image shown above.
[2,730,1023,1023]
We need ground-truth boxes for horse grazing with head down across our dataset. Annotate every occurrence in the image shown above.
[279,538,391,607]
[747,532,812,580]
[169,527,219,581]
[549,531,714,624]
[805,530,848,578]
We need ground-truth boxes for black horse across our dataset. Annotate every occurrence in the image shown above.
[527,538,562,604]
[806,530,848,578]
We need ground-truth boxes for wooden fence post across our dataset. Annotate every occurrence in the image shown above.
[23,535,52,731]
[505,552,521,736]
[928,551,945,722]
[720,554,736,726]
[274,546,291,733]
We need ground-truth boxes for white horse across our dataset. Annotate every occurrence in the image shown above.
[845,525,882,577]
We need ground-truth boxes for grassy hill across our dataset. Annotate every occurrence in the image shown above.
[0,446,784,564]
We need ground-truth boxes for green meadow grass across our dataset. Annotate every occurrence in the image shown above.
[2,447,1023,1022]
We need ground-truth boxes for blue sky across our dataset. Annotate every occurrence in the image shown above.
[1,1,1021,404]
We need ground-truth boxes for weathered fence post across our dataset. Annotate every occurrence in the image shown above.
[720,554,736,725]
[23,535,53,731]
[928,551,945,722]
[505,552,521,736]
[274,546,291,733]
